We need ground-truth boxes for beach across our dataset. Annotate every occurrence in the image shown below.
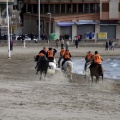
[0,46,120,120]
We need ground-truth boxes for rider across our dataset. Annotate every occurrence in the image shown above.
[46,47,57,62]
[62,49,72,69]
[39,47,47,56]
[90,51,103,72]
[84,51,93,71]
[58,47,65,68]
[35,52,47,69]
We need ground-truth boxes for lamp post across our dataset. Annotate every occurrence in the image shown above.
[6,0,11,59]
[47,13,51,35]
[38,0,40,41]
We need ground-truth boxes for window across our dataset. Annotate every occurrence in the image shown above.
[61,4,65,13]
[84,4,89,13]
[44,4,49,13]
[50,4,54,14]
[73,4,77,13]
[55,4,60,14]
[90,4,95,13]
[78,4,83,13]
[66,4,71,13]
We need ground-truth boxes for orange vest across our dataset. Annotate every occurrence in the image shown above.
[87,53,92,60]
[47,50,53,57]
[60,49,65,56]
[38,53,44,56]
[94,54,101,64]
[64,51,70,59]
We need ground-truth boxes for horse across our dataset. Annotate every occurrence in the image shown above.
[83,62,91,79]
[90,64,104,83]
[36,56,49,80]
[62,60,73,81]
[47,58,57,75]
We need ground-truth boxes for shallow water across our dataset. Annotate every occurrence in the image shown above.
[72,58,120,80]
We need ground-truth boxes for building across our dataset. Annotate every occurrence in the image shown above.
[21,0,120,40]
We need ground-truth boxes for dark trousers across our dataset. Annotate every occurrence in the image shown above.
[58,56,63,68]
[48,57,54,62]
[62,58,71,67]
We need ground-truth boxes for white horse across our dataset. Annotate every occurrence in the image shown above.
[83,62,91,79]
[63,61,73,81]
[47,58,57,75]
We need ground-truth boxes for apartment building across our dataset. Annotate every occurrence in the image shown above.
[20,0,120,39]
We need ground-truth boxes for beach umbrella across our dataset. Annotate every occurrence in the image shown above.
[49,33,59,40]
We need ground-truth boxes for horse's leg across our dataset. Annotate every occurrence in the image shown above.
[40,71,42,80]
[91,76,93,82]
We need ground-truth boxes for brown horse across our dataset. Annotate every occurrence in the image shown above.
[90,64,104,83]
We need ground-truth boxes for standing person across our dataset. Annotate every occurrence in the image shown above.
[109,39,112,50]
[75,39,78,48]
[111,40,115,51]
[65,40,69,50]
[61,38,64,49]
[58,47,65,68]
[105,41,109,51]
[55,39,59,48]
[77,34,81,42]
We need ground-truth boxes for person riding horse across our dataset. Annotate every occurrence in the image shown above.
[46,47,57,62]
[90,51,103,73]
[62,49,72,70]
[58,47,65,68]
[84,51,93,71]
[39,47,47,56]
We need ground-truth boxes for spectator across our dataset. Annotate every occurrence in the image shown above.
[111,41,115,51]
[61,38,64,49]
[55,39,59,48]
[105,41,109,51]
[109,39,112,50]
[75,40,78,48]
[77,34,81,42]
[65,40,69,50]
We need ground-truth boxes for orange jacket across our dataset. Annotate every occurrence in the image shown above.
[94,54,101,64]
[64,51,70,59]
[60,49,65,56]
[86,53,92,60]
[47,50,53,57]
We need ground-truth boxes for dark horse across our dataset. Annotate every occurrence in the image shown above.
[90,64,104,83]
[36,56,49,80]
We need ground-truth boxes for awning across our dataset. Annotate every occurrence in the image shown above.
[57,22,74,26]
[75,20,98,25]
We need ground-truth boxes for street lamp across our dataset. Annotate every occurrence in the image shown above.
[6,0,11,59]
[47,13,51,35]
[38,0,40,41]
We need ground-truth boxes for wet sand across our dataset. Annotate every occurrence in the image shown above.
[0,46,120,120]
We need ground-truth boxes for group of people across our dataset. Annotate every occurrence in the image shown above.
[84,50,103,72]
[35,46,103,74]
[35,46,72,70]
[105,39,115,51]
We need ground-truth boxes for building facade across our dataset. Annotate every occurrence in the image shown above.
[21,0,120,40]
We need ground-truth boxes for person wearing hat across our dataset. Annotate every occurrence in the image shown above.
[84,51,93,71]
